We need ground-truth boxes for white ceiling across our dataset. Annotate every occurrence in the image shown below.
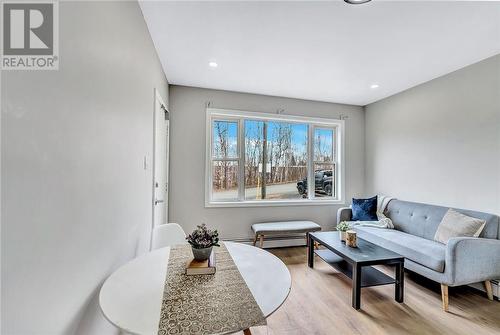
[140,1,500,106]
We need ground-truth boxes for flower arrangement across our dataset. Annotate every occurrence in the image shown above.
[186,223,220,250]
[336,221,350,232]
[336,221,351,242]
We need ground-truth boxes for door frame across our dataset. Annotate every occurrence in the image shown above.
[151,88,169,246]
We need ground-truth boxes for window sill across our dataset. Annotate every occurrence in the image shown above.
[205,199,345,208]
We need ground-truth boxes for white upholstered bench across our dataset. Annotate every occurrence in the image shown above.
[251,221,321,248]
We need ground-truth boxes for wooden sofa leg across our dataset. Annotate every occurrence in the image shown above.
[243,328,252,335]
[259,235,264,248]
[441,284,449,312]
[253,235,258,246]
[484,280,494,301]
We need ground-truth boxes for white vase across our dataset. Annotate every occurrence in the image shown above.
[340,231,346,242]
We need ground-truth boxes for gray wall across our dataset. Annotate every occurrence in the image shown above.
[1,1,168,334]
[365,54,500,215]
[168,86,365,239]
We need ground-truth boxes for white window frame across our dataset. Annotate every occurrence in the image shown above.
[205,108,345,207]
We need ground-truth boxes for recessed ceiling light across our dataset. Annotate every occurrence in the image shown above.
[344,0,372,4]
[370,84,379,89]
[209,61,218,68]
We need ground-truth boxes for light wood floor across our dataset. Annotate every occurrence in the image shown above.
[240,246,500,335]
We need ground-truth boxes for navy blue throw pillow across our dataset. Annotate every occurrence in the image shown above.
[351,196,378,221]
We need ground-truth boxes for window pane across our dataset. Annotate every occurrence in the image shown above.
[312,163,335,198]
[244,120,308,200]
[314,128,334,162]
[212,120,238,158]
[212,161,238,201]
[244,120,264,200]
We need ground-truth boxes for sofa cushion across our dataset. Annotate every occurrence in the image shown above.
[434,209,486,244]
[352,196,378,221]
[251,221,321,235]
[353,226,446,272]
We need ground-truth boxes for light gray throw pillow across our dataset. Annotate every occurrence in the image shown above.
[434,209,486,244]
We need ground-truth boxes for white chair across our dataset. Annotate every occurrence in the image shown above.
[151,223,187,249]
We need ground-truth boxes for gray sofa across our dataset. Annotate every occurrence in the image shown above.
[337,199,500,311]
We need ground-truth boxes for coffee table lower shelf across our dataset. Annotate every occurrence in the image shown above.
[314,249,395,287]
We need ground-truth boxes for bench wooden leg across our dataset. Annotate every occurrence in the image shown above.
[243,328,252,335]
[259,235,264,248]
[441,284,449,312]
[484,280,494,301]
[253,235,258,246]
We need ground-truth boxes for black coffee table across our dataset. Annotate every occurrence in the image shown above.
[308,231,404,310]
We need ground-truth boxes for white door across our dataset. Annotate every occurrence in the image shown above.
[153,90,169,227]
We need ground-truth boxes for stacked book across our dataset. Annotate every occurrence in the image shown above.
[185,251,216,275]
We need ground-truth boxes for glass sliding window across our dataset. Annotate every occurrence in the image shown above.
[211,120,239,201]
[244,120,308,200]
[207,109,343,206]
[313,128,336,198]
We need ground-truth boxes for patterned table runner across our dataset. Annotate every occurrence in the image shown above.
[158,242,266,335]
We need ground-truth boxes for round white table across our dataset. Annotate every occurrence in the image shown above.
[99,242,291,335]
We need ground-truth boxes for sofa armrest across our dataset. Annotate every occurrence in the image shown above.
[337,207,352,225]
[445,237,500,286]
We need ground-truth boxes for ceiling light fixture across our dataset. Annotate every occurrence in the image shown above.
[344,0,372,4]
[370,84,379,89]
[208,61,218,68]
